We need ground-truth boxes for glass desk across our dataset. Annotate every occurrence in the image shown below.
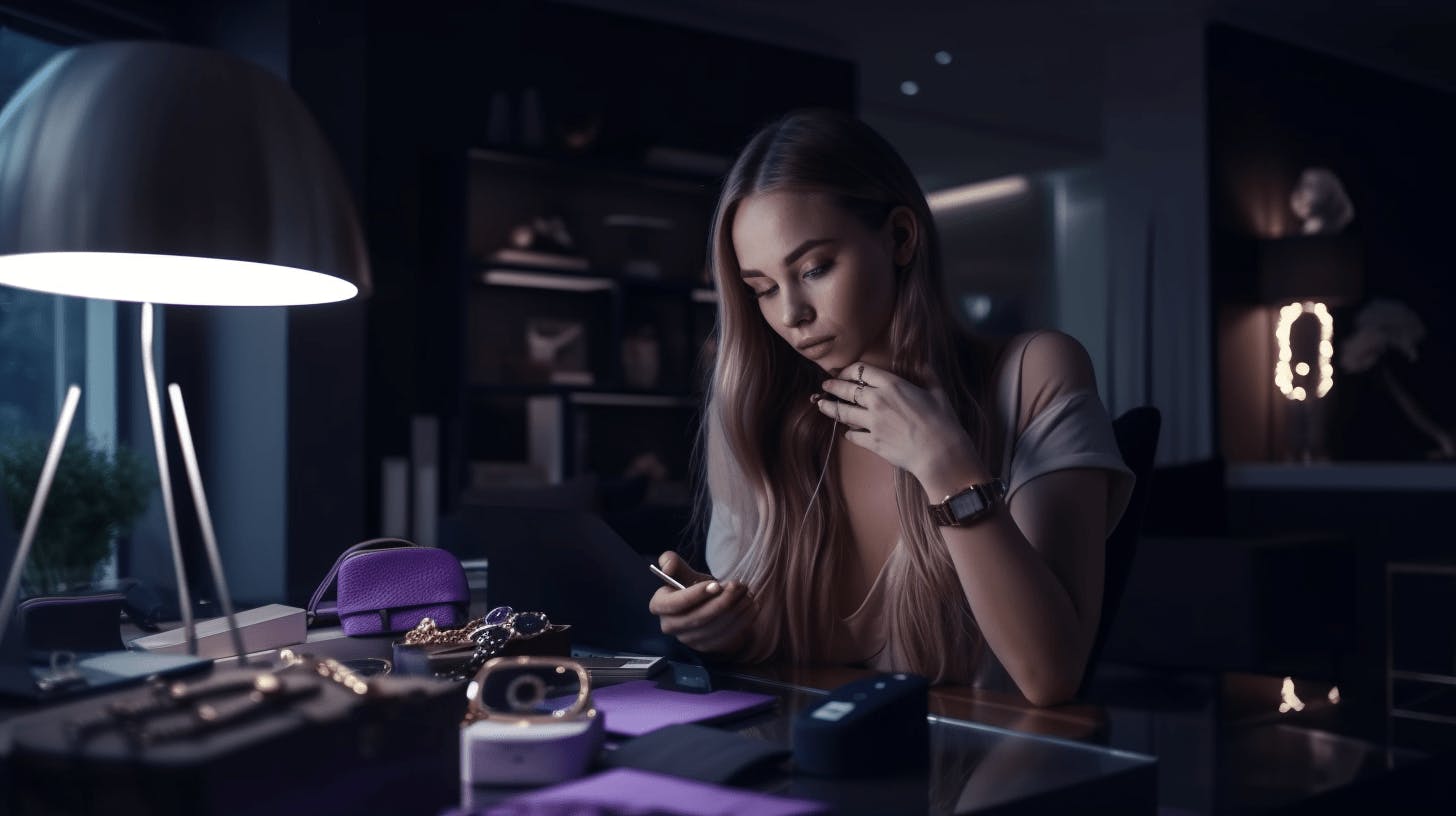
[462,665,1157,816]
[1,627,1154,815]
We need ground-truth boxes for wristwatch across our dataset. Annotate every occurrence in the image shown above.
[928,479,1007,527]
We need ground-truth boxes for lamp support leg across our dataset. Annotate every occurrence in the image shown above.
[141,302,195,653]
[0,385,81,645]
[166,384,247,664]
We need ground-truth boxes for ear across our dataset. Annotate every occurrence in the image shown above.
[886,205,919,268]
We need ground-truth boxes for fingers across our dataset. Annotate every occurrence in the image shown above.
[657,550,710,585]
[682,607,754,654]
[834,361,890,388]
[669,582,749,633]
[652,581,750,637]
[648,574,734,617]
[812,392,869,429]
[840,428,874,451]
[819,377,876,408]
[668,586,754,654]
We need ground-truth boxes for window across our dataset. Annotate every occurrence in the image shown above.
[0,26,124,583]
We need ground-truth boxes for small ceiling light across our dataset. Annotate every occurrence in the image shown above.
[934,51,952,65]
[927,176,1030,211]
[900,80,919,96]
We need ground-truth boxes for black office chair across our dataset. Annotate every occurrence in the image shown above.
[1079,405,1161,696]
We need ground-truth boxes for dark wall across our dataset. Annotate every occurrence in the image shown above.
[1209,23,1456,463]
[358,0,856,526]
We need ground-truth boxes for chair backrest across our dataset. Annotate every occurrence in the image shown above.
[1079,405,1161,695]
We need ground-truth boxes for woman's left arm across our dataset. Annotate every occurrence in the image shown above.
[817,333,1108,706]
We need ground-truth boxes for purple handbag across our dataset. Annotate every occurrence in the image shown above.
[307,538,469,636]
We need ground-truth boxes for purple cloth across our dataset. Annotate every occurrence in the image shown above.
[479,768,829,816]
[586,681,776,737]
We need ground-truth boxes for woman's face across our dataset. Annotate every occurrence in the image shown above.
[731,190,907,375]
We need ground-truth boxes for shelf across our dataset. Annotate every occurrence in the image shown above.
[1390,709,1456,727]
[479,265,716,301]
[481,268,614,293]
[568,392,697,408]
[469,384,700,405]
[1391,670,1456,687]
[1388,560,1456,577]
[468,147,721,194]
[1226,462,1456,491]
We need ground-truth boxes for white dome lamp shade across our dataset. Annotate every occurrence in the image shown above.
[0,41,370,304]
[0,42,370,675]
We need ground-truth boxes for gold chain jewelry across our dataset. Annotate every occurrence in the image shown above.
[278,649,376,696]
[402,616,484,645]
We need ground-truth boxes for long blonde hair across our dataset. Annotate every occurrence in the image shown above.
[699,109,995,682]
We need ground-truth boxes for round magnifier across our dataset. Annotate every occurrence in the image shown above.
[463,656,595,727]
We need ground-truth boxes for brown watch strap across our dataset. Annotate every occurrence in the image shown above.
[929,478,1007,527]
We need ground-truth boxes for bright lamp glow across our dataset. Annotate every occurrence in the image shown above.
[0,252,358,305]
[1274,300,1334,401]
[1278,676,1305,713]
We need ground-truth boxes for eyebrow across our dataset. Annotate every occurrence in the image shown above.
[739,238,834,278]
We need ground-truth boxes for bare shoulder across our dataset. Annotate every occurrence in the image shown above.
[1014,331,1097,430]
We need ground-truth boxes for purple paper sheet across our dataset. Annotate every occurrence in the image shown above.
[483,767,829,816]
[586,680,776,737]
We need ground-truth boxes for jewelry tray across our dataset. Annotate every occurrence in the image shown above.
[2,660,465,816]
[391,623,572,677]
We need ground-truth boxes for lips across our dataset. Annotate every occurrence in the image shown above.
[795,336,834,359]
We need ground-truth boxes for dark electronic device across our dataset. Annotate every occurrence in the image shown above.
[18,592,126,654]
[792,672,929,776]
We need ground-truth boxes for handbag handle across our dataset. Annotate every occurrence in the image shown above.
[306,537,418,624]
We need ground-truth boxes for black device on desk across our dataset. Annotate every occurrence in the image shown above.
[792,672,930,776]
[0,487,208,703]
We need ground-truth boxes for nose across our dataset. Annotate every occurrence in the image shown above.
[779,287,813,328]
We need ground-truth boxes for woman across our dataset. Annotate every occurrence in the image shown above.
[649,109,1133,706]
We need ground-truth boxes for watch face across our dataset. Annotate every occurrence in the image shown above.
[947,489,986,521]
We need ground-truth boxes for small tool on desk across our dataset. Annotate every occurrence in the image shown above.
[648,563,687,590]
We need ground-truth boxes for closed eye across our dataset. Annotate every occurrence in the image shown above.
[803,262,833,281]
[748,263,831,300]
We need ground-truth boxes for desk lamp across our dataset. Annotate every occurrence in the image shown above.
[0,42,369,672]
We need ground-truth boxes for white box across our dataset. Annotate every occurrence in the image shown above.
[129,604,307,659]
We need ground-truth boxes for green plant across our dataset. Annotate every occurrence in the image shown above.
[0,434,150,593]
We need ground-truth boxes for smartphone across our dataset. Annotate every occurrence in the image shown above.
[573,655,668,680]
[648,563,687,590]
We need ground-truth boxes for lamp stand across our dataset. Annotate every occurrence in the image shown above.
[140,303,195,650]
[0,385,81,651]
[141,302,247,663]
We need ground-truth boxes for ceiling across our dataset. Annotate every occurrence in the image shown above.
[564,1,1456,191]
